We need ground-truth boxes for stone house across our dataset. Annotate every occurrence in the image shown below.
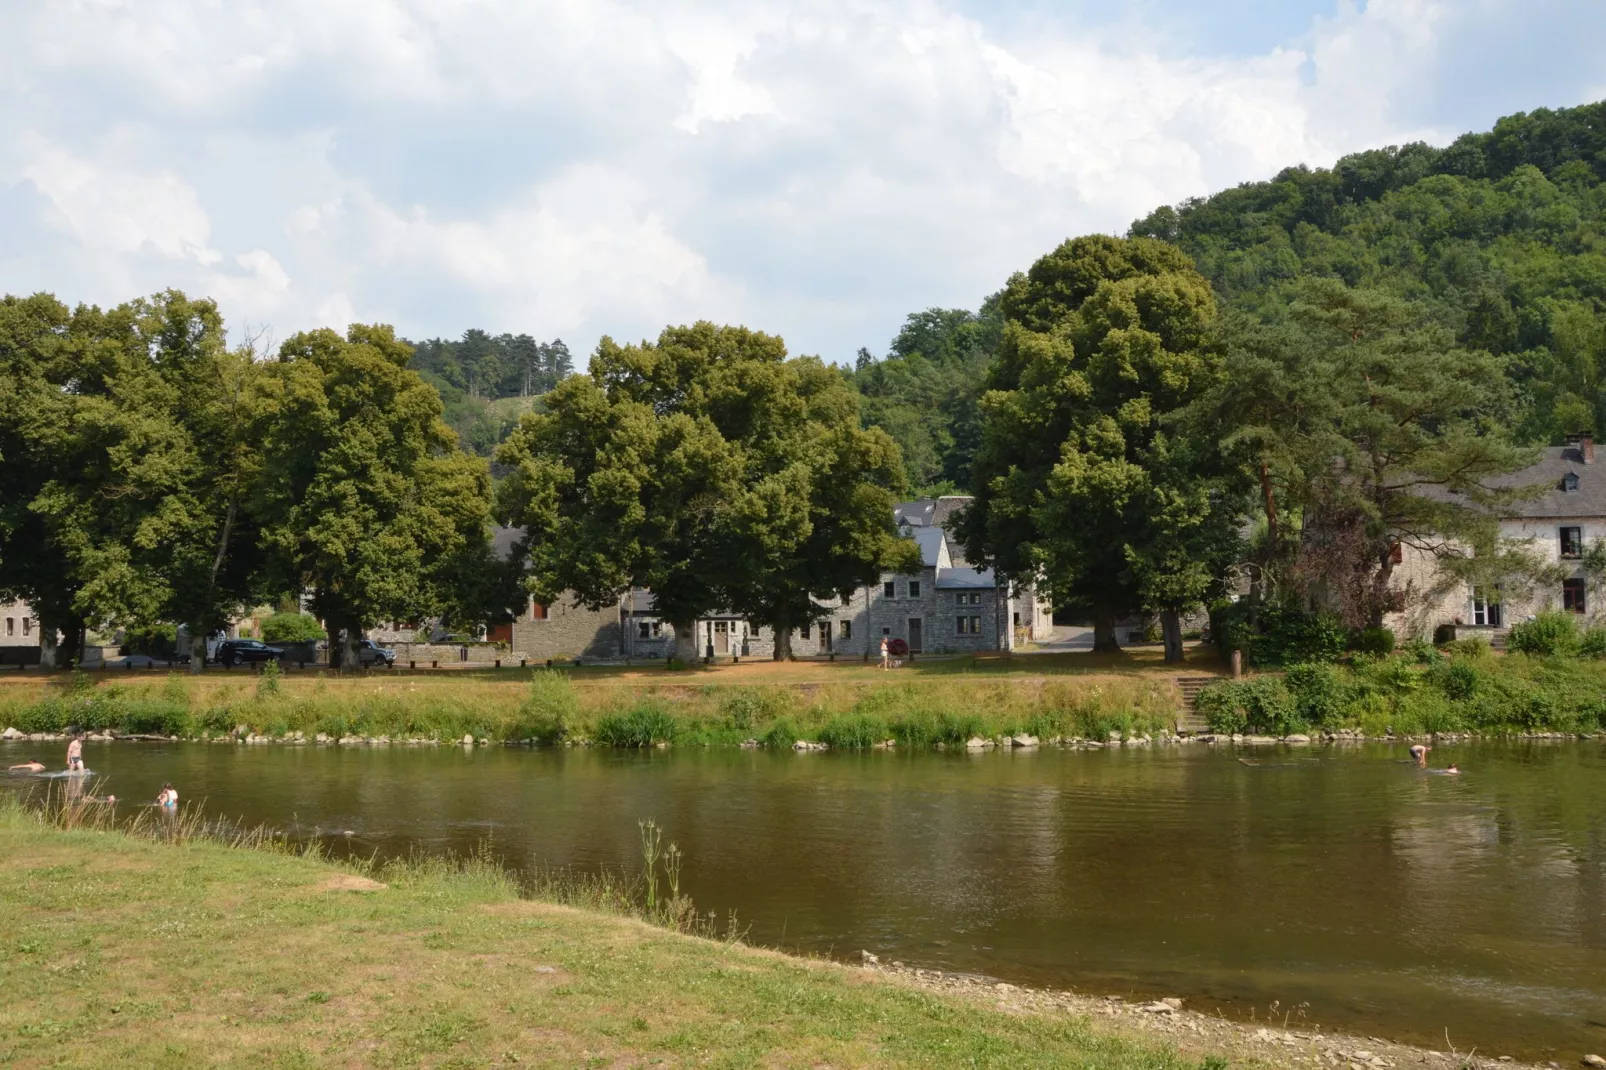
[1390,434,1606,641]
[0,599,40,665]
[613,496,1053,661]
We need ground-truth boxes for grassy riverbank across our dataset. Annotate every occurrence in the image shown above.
[1199,648,1606,737]
[0,803,1209,1069]
[0,660,1184,747]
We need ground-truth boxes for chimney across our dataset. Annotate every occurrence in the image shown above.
[1567,432,1596,464]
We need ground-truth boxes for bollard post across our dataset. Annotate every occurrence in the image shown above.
[409,660,415,670]
[494,659,501,669]
[431,660,438,669]
[1231,649,1243,679]
[520,658,526,668]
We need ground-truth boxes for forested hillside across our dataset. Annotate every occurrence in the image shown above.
[1130,100,1606,445]
[404,330,573,455]
[845,301,1001,495]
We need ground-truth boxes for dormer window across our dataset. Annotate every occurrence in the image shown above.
[1563,471,1581,492]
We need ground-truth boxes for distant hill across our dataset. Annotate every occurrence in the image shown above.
[1129,100,1606,444]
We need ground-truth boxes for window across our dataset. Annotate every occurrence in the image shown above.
[4,618,11,637]
[1471,587,1503,628]
[838,620,852,640]
[530,600,548,620]
[1564,472,1581,492]
[638,622,651,639]
[955,592,966,606]
[969,592,981,606]
[956,616,971,634]
[1013,611,1021,627]
[1564,578,1587,614]
[22,618,30,636]
[883,581,896,598]
[908,581,921,598]
[1389,542,1404,564]
[970,615,982,634]
[800,621,810,639]
[1561,527,1583,559]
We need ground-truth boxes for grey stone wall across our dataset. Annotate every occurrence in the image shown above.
[510,596,621,661]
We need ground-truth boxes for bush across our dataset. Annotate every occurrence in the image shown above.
[1351,627,1396,656]
[888,709,985,747]
[1506,611,1579,656]
[817,713,889,749]
[1249,603,1348,665]
[260,613,326,645]
[514,670,576,744]
[1283,663,1345,727]
[1579,627,1606,658]
[593,702,677,747]
[1197,678,1301,735]
[1441,636,1491,659]
[759,717,801,748]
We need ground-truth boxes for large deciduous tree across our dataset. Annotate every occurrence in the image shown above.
[496,322,915,663]
[252,325,496,669]
[958,235,1239,659]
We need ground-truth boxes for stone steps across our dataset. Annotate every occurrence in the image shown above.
[1173,675,1223,734]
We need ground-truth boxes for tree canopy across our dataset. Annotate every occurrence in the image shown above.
[497,322,916,661]
[957,236,1238,657]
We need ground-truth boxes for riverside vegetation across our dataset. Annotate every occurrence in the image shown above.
[0,798,1217,1069]
[0,664,1178,749]
[1198,616,1606,738]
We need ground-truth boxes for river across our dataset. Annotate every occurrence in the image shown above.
[3,737,1603,1062]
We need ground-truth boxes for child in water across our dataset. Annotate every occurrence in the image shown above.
[155,783,178,810]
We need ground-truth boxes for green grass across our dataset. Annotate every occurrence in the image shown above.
[0,801,1203,1068]
[0,669,1180,748]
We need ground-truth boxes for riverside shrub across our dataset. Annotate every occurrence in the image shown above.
[513,670,576,744]
[1507,611,1579,656]
[817,713,889,749]
[1248,604,1349,665]
[594,702,677,747]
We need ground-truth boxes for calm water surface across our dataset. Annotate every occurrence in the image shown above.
[3,738,1603,1061]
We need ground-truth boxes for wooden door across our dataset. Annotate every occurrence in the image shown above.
[907,617,923,654]
[713,620,730,654]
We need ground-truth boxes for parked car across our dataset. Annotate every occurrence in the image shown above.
[355,639,396,668]
[214,639,286,668]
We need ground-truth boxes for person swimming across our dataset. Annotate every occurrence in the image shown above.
[1408,743,1430,767]
[155,783,178,810]
[65,732,85,773]
[8,759,45,773]
[1443,764,1460,775]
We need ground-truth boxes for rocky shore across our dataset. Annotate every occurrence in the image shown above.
[857,955,1581,1070]
[5,724,1603,750]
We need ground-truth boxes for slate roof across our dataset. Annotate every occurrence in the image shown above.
[895,496,975,565]
[935,566,997,589]
[913,527,945,568]
[491,525,525,561]
[1486,446,1606,519]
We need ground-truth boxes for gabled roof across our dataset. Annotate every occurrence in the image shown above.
[1487,446,1606,519]
[912,527,946,568]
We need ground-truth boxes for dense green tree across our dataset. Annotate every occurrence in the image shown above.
[251,325,497,668]
[958,236,1238,658]
[848,301,1001,493]
[0,291,251,667]
[497,323,915,662]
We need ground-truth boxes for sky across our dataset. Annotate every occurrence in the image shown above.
[2,0,1604,364]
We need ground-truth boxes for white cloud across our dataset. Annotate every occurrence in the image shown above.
[0,0,1600,358]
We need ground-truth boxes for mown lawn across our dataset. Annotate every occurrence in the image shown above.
[0,809,1202,1068]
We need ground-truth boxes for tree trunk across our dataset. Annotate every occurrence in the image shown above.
[62,616,86,669]
[1092,600,1121,653]
[1259,460,1278,557]
[771,608,793,661]
[189,629,208,674]
[1161,608,1184,664]
[39,622,59,670]
[340,626,359,674]
[671,619,699,664]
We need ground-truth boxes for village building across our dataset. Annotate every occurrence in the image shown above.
[1391,434,1606,642]
[0,599,40,665]
[499,495,1053,663]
